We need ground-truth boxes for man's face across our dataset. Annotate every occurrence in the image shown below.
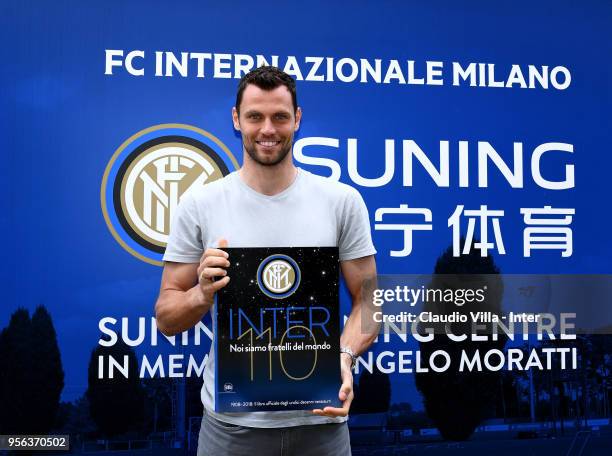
[232,84,301,167]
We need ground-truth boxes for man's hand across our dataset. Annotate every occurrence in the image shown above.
[155,238,231,336]
[196,239,231,307]
[312,353,354,418]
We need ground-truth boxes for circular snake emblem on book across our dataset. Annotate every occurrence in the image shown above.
[257,255,301,299]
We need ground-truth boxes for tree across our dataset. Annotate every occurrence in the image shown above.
[142,377,173,434]
[415,242,507,440]
[0,308,32,433]
[351,370,391,414]
[0,306,64,434]
[55,396,97,440]
[86,337,145,437]
[29,306,65,433]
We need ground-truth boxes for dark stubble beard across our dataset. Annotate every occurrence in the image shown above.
[243,138,293,167]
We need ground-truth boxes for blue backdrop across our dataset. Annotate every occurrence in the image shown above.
[2,0,611,447]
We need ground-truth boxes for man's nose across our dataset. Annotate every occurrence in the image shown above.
[260,118,276,135]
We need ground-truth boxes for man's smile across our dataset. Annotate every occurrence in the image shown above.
[256,140,281,148]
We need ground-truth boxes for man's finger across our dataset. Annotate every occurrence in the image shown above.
[339,379,352,402]
[312,406,348,418]
[200,267,227,281]
[208,275,230,291]
[200,248,229,262]
[323,406,349,417]
[203,256,230,268]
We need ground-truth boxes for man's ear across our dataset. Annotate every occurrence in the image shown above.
[294,107,302,131]
[232,107,240,131]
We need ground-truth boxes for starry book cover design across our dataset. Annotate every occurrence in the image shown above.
[214,247,341,413]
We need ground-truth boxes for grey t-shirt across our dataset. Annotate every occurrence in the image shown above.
[163,168,376,427]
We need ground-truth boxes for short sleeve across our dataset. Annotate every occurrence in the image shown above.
[338,187,377,261]
[162,192,204,263]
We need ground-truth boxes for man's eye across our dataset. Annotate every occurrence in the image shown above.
[248,114,262,120]
[275,114,289,120]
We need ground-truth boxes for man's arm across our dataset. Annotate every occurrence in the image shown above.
[313,254,378,417]
[155,243,230,337]
[339,255,379,357]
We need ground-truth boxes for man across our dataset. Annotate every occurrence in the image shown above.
[155,66,377,455]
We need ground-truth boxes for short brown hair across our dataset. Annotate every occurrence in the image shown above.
[235,66,298,114]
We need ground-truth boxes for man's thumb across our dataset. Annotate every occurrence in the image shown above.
[218,238,229,248]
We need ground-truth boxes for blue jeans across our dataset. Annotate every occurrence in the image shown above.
[198,410,352,456]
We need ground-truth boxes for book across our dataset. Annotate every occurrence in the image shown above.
[214,247,341,413]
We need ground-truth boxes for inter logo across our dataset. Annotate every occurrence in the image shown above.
[101,124,238,265]
[257,255,301,299]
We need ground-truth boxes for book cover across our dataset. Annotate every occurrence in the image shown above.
[214,247,341,413]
